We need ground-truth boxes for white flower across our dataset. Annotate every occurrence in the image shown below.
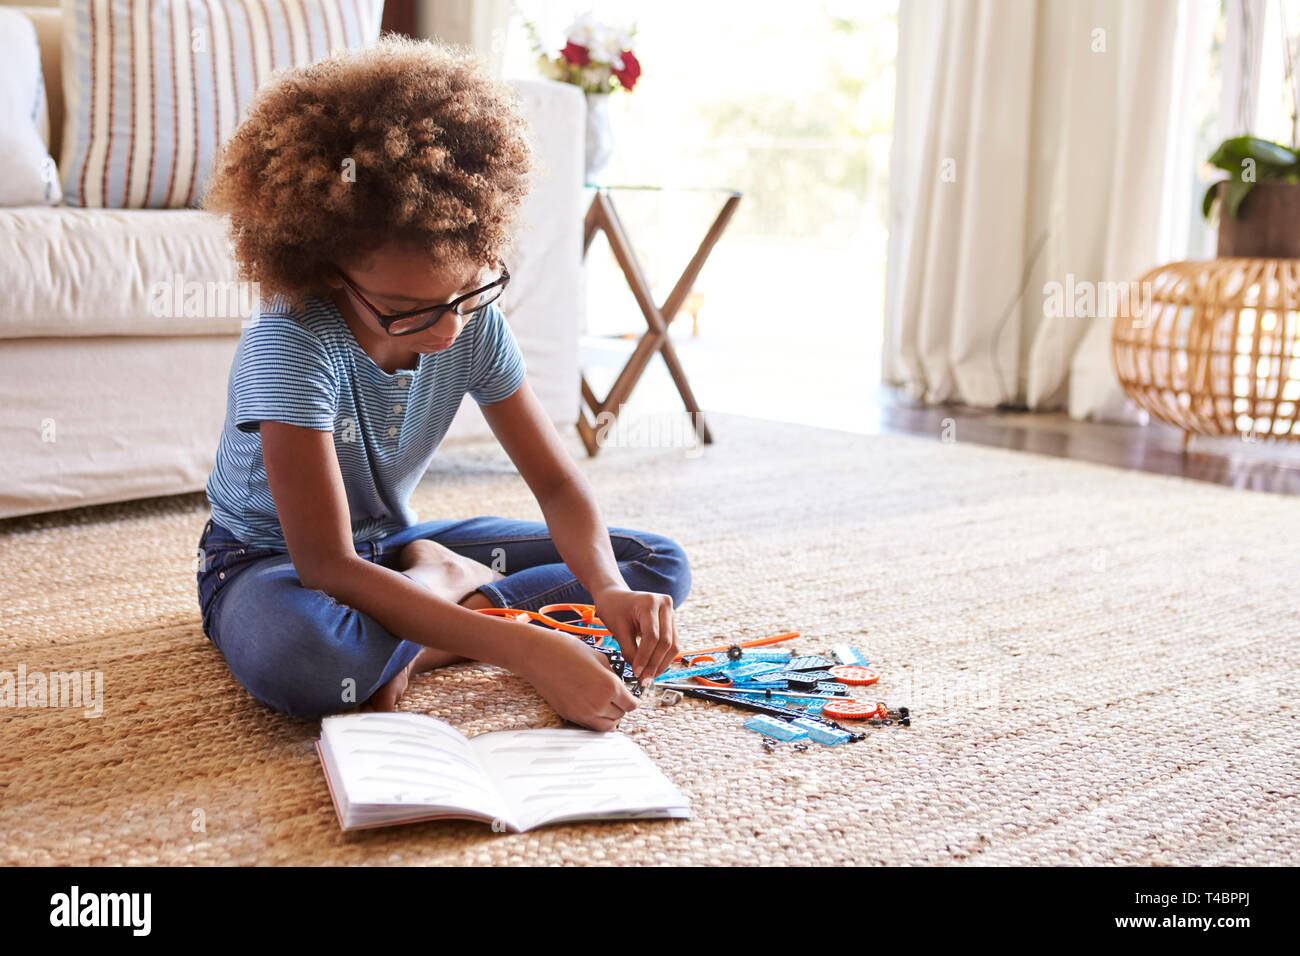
[565,13,599,47]
[564,14,634,65]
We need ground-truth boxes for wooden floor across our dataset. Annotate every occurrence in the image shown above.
[871,388,1300,496]
[578,333,1300,496]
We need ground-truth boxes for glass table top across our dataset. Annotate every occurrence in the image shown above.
[583,181,742,196]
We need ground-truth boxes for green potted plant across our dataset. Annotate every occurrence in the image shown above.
[1202,15,1300,258]
[1202,136,1300,257]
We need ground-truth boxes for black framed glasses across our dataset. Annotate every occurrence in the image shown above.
[334,265,510,336]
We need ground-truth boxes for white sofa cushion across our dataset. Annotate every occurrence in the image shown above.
[0,9,61,206]
[0,206,245,337]
[58,0,384,208]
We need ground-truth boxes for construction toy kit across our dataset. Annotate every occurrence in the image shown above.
[475,603,912,749]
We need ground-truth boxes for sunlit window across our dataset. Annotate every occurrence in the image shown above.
[505,1,897,431]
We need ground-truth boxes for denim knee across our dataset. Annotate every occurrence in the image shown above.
[215,578,399,719]
[658,534,693,608]
[618,529,692,609]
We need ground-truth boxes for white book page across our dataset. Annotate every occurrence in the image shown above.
[322,713,514,828]
[469,728,690,833]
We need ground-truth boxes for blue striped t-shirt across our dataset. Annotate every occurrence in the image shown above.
[204,295,527,549]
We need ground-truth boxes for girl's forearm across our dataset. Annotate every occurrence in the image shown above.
[538,475,630,598]
[309,555,556,671]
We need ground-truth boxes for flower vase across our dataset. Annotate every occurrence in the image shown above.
[584,92,615,184]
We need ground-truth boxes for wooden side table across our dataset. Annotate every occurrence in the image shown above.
[577,183,742,456]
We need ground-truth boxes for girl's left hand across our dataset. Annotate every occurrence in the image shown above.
[593,587,679,681]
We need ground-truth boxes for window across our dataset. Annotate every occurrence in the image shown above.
[505,1,897,431]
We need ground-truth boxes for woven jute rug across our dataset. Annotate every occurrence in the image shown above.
[2,411,1297,865]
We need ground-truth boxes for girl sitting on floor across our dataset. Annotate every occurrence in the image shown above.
[195,37,691,729]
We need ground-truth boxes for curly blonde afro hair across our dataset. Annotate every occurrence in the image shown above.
[203,35,535,305]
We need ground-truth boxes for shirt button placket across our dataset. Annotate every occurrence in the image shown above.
[390,376,409,441]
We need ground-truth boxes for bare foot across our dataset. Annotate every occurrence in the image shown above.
[361,543,506,711]
[360,657,412,712]
[361,645,459,713]
[397,539,505,603]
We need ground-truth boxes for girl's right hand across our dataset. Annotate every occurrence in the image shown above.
[519,632,638,732]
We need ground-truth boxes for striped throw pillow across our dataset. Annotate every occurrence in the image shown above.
[60,0,384,208]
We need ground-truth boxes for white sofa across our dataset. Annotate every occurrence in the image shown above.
[0,4,585,520]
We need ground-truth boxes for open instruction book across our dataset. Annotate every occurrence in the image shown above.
[317,712,692,832]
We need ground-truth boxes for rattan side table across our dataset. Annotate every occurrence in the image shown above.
[1112,257,1300,445]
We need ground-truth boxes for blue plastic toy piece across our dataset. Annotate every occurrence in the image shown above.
[791,717,852,746]
[814,682,849,695]
[769,695,829,714]
[744,715,807,741]
[727,662,785,680]
[662,659,745,681]
[830,645,869,666]
[727,676,788,689]
[785,655,836,672]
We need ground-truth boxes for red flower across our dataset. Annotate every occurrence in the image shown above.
[561,41,589,66]
[613,49,641,91]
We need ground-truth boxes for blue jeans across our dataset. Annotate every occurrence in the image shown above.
[195,515,692,719]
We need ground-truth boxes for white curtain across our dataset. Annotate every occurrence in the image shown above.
[418,0,516,77]
[883,0,1196,420]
